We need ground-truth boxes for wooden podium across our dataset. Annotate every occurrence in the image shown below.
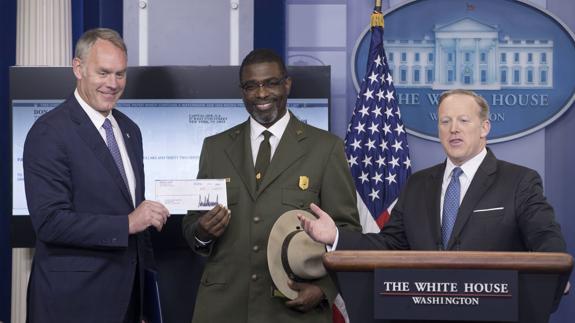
[324,251,572,323]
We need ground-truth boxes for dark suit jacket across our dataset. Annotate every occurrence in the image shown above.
[182,114,361,323]
[337,149,566,323]
[23,95,154,323]
[340,148,566,252]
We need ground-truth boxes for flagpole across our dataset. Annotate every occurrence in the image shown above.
[372,0,384,28]
[335,4,412,321]
[344,0,411,229]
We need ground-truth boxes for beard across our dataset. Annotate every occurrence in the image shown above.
[246,96,287,126]
[251,106,279,125]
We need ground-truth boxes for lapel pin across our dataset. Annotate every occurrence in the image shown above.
[125,133,130,139]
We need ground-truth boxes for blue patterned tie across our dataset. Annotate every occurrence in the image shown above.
[441,167,463,249]
[102,118,130,190]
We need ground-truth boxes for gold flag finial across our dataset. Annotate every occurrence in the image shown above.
[371,0,384,28]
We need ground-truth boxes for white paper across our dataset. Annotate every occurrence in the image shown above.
[155,179,227,214]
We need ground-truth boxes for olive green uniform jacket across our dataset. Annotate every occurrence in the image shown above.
[183,115,361,323]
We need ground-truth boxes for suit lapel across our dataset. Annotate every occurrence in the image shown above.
[225,121,257,200]
[448,150,498,249]
[427,165,444,249]
[69,98,133,205]
[256,116,306,197]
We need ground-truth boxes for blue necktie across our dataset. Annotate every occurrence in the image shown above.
[441,167,463,249]
[102,118,130,191]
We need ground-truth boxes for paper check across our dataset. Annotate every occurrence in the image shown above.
[155,179,227,214]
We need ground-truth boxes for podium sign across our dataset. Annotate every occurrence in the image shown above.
[374,269,518,321]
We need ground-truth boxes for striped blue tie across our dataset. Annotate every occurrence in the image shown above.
[441,167,463,249]
[102,118,130,190]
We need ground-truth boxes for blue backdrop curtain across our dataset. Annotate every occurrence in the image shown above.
[72,0,124,47]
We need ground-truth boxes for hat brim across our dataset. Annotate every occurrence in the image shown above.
[267,209,326,300]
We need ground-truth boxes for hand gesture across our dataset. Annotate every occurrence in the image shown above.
[128,200,170,234]
[196,204,231,241]
[297,203,337,245]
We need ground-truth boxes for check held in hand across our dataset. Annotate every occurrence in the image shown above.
[129,200,170,234]
[196,204,231,241]
[155,179,228,214]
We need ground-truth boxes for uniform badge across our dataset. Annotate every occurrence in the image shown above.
[299,176,309,190]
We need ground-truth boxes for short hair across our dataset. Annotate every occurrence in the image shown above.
[239,48,287,81]
[74,28,127,60]
[438,89,489,121]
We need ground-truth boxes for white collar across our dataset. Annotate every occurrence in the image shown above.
[444,148,487,181]
[250,111,290,140]
[74,89,115,129]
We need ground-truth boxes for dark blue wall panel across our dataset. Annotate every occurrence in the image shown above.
[254,0,286,59]
[0,0,17,321]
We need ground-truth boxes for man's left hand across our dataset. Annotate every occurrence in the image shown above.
[285,280,325,312]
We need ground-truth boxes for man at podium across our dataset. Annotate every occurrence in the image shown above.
[299,89,566,254]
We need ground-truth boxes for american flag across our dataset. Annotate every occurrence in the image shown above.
[344,15,411,233]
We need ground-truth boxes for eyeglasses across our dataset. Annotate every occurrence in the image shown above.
[240,76,288,93]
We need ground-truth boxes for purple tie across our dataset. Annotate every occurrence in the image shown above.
[102,118,130,191]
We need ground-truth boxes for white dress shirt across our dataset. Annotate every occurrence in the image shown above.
[249,111,290,165]
[75,90,136,206]
[440,148,487,224]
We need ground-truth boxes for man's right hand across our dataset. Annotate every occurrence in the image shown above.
[128,200,170,234]
[196,204,231,241]
[298,203,337,245]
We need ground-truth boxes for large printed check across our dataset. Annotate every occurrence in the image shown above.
[155,179,227,214]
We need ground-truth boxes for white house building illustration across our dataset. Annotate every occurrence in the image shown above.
[385,17,553,90]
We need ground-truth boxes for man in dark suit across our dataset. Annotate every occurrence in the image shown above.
[299,89,565,253]
[24,28,169,323]
[182,49,361,323]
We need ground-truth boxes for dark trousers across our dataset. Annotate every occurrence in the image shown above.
[123,265,141,323]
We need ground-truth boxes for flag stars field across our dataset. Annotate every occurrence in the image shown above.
[344,18,411,230]
[335,9,413,321]
[359,105,370,117]
[363,88,374,101]
[368,122,379,134]
[372,105,382,117]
